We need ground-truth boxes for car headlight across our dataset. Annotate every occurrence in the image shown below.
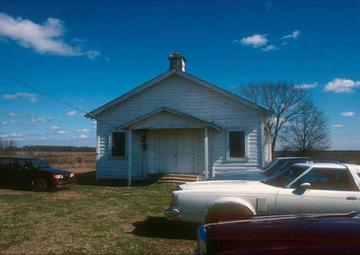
[53,174,64,179]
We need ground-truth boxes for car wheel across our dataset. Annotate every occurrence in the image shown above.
[205,204,254,223]
[33,178,48,192]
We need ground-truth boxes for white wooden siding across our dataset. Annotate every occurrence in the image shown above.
[95,73,264,179]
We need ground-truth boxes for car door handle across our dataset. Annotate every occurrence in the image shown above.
[346,196,358,200]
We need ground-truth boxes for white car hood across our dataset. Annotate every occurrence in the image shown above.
[213,170,266,181]
[179,180,277,194]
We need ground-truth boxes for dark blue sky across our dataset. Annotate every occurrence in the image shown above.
[0,0,359,149]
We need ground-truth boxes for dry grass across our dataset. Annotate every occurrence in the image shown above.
[11,151,96,173]
[0,181,197,255]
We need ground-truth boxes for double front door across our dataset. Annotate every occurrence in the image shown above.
[157,129,197,174]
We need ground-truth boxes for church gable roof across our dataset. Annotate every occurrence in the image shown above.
[86,70,269,118]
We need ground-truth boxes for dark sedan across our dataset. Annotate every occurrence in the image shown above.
[0,157,75,191]
[196,212,360,255]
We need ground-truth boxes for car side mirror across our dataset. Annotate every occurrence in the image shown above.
[299,182,311,189]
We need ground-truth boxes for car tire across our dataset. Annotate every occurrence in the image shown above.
[33,178,48,192]
[205,203,254,223]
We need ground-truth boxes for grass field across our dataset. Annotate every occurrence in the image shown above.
[0,178,197,255]
[1,149,359,254]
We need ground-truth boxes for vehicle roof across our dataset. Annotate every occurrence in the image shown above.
[292,162,350,169]
[276,157,310,160]
[347,164,360,174]
[276,157,343,162]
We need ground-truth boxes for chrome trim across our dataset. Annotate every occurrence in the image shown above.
[164,207,180,221]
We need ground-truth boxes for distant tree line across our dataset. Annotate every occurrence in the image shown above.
[241,82,329,156]
[21,145,96,152]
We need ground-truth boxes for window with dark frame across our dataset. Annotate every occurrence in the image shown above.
[112,132,126,157]
[229,131,245,158]
[291,168,359,191]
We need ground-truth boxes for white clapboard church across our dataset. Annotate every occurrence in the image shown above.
[87,52,271,184]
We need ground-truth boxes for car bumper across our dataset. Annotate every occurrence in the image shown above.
[54,177,75,189]
[164,207,180,221]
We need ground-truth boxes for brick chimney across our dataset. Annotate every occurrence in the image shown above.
[168,52,186,72]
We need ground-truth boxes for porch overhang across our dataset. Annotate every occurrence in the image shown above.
[118,107,221,131]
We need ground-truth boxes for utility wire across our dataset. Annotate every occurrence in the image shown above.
[0,71,119,131]
[0,71,89,115]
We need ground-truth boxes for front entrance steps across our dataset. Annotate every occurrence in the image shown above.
[150,174,201,183]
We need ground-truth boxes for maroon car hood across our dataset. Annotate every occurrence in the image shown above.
[205,215,360,241]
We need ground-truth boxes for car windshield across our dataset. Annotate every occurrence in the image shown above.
[30,158,49,168]
[263,159,291,176]
[263,165,310,187]
[263,159,279,171]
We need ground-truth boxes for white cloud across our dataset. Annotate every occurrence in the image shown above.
[262,44,277,52]
[77,128,90,133]
[0,12,100,59]
[8,112,16,117]
[281,30,300,40]
[341,112,355,117]
[0,133,23,138]
[31,116,51,124]
[79,134,87,139]
[324,78,360,93]
[236,34,268,48]
[1,121,8,125]
[58,130,66,134]
[234,30,300,52]
[50,125,61,130]
[2,92,37,102]
[87,50,101,60]
[295,82,317,90]
[66,110,77,116]
[332,124,343,128]
[9,133,23,138]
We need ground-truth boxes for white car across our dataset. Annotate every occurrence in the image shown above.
[211,157,342,181]
[165,163,360,223]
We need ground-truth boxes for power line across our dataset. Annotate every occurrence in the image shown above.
[0,71,119,131]
[0,71,88,115]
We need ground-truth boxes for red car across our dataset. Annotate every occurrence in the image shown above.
[196,212,360,255]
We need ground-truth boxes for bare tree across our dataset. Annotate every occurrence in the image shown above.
[281,101,330,153]
[241,82,308,155]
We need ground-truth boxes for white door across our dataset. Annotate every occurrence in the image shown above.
[176,130,196,174]
[276,189,360,214]
[158,131,177,173]
[157,130,197,174]
[276,167,360,214]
